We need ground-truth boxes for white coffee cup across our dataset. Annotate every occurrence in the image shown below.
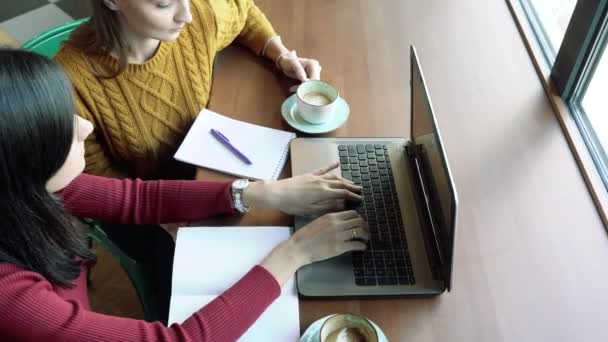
[296,80,339,124]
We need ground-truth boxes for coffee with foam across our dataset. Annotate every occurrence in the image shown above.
[302,91,333,106]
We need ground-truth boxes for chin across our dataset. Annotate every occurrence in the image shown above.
[163,30,182,41]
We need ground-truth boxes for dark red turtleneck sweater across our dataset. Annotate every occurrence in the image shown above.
[0,174,281,341]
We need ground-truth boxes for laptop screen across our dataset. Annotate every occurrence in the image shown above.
[410,46,458,290]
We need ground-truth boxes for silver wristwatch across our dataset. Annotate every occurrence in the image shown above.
[231,179,250,213]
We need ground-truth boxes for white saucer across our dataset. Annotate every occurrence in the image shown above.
[300,315,388,342]
[281,94,350,134]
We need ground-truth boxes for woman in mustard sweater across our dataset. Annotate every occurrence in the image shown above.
[55,0,321,180]
[53,0,328,324]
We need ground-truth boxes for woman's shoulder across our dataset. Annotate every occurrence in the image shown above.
[0,262,48,288]
[54,43,88,70]
[53,44,98,86]
[60,173,105,195]
[188,0,254,31]
[186,0,218,32]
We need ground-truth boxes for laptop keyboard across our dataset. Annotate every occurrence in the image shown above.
[338,144,415,286]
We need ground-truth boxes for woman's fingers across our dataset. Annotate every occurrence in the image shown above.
[312,162,340,176]
[325,179,362,193]
[291,63,308,82]
[330,210,361,221]
[280,52,309,82]
[321,173,354,185]
[328,211,367,234]
[310,200,345,214]
[339,226,369,242]
[315,198,343,206]
[339,217,368,236]
[293,211,369,263]
[325,188,364,202]
[321,173,341,181]
[339,216,368,231]
[303,58,322,80]
[338,240,368,254]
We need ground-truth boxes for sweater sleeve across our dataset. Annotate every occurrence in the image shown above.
[212,0,276,54]
[0,264,281,342]
[59,174,236,224]
[236,0,277,54]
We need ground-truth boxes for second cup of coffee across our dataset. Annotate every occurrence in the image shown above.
[296,80,339,124]
[319,313,378,342]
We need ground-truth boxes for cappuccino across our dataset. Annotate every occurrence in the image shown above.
[302,91,333,106]
[296,80,339,124]
[324,327,368,342]
[320,313,378,342]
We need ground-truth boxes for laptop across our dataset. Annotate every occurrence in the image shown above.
[290,46,458,297]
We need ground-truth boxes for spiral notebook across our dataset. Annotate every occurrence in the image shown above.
[175,109,296,180]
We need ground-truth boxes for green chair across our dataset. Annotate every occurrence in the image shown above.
[21,18,88,57]
[82,219,159,322]
[22,20,161,323]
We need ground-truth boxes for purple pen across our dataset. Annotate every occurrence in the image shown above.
[210,128,253,165]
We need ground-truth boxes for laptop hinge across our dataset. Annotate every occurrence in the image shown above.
[406,143,446,287]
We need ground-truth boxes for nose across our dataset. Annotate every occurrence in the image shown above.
[175,0,193,24]
[77,116,93,141]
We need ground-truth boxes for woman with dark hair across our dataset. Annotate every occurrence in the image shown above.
[0,48,367,341]
[55,0,320,179]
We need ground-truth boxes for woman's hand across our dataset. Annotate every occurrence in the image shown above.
[277,50,322,82]
[260,210,369,285]
[290,210,369,264]
[244,162,363,216]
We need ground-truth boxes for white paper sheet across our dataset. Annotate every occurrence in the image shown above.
[168,226,299,342]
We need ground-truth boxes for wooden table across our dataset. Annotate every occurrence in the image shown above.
[196,1,608,340]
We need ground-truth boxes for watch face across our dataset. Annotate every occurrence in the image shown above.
[232,179,250,213]
[234,179,249,189]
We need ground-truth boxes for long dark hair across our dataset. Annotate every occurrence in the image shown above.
[0,49,95,288]
[66,0,128,78]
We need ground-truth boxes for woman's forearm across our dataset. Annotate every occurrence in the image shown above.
[259,240,305,286]
[0,263,280,342]
[61,174,235,224]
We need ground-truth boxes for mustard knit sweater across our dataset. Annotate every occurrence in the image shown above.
[55,0,276,179]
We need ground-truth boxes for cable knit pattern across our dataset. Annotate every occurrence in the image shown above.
[54,0,276,180]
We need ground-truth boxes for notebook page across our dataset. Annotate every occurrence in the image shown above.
[174,109,295,180]
[170,226,293,294]
[168,226,299,342]
[169,295,299,342]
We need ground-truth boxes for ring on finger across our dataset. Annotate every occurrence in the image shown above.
[351,228,357,239]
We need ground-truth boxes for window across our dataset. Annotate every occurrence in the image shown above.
[523,0,577,62]
[582,47,608,147]
[579,43,608,174]
[520,0,608,190]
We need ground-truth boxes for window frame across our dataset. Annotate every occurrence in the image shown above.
[552,0,608,99]
[517,0,560,63]
[554,0,608,190]
[507,0,608,227]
